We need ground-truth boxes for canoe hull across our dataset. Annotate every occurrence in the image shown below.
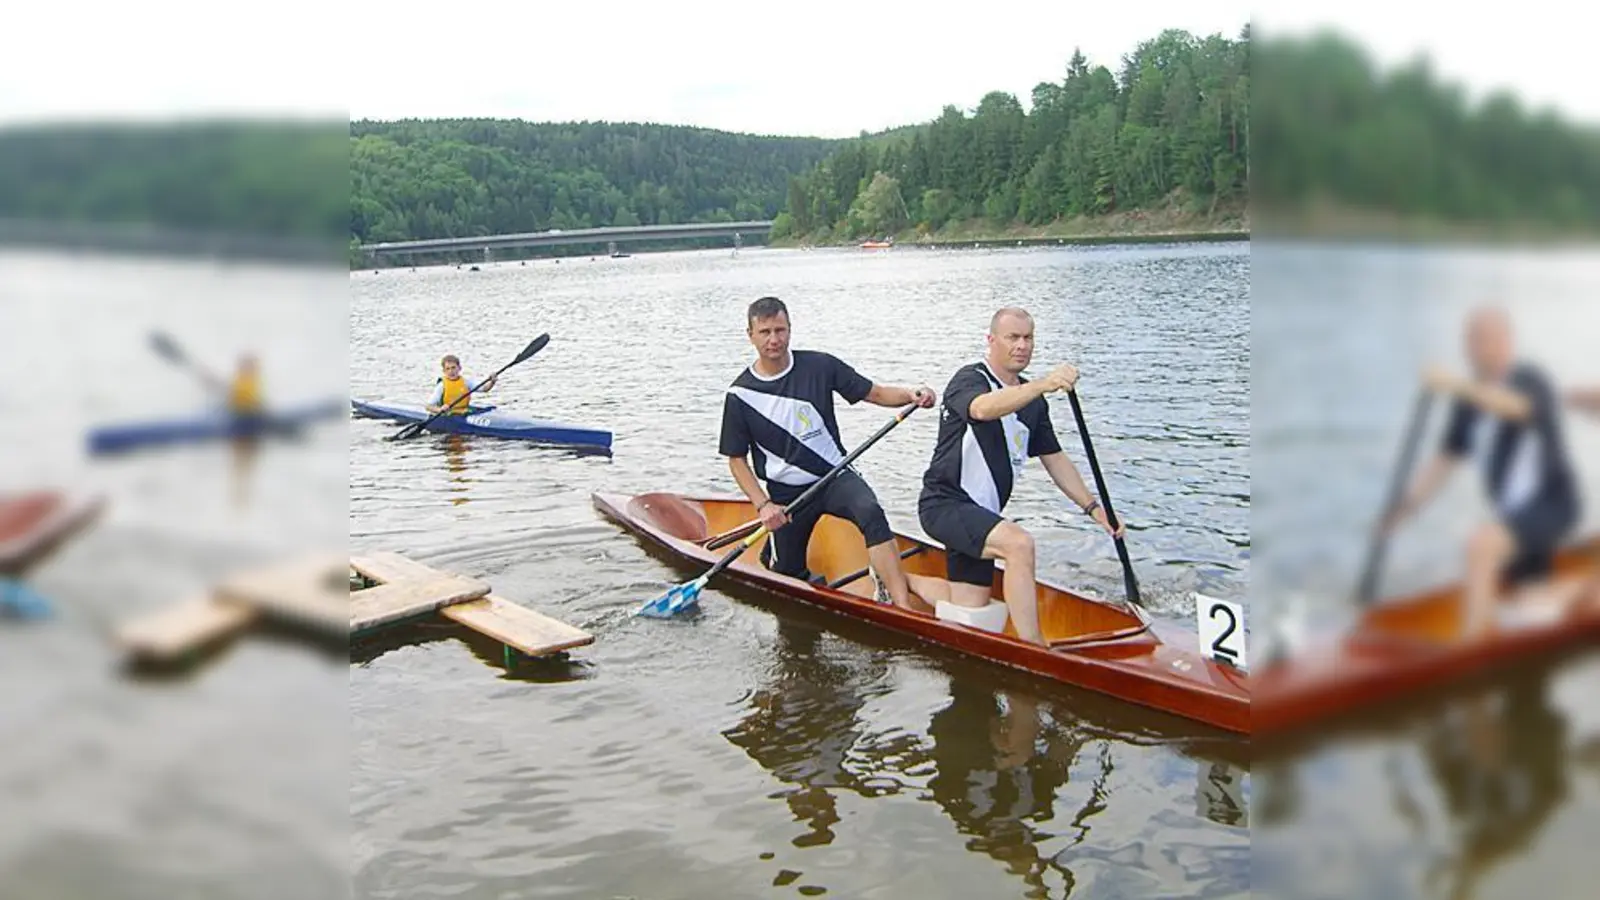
[0,491,105,573]
[352,399,612,455]
[1254,537,1600,738]
[593,491,1250,734]
[88,399,344,455]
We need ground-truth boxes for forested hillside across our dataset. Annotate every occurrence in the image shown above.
[775,28,1251,242]
[349,120,840,245]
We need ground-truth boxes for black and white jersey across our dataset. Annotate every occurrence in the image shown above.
[1442,362,1579,517]
[921,361,1062,513]
[719,350,874,487]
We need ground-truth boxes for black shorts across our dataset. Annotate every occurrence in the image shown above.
[1504,498,1579,584]
[918,493,1004,587]
[760,469,895,579]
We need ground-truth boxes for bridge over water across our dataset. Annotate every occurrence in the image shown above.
[359,220,773,262]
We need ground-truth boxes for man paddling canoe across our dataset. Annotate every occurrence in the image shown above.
[427,354,497,416]
[917,307,1125,647]
[1382,306,1582,637]
[719,296,936,609]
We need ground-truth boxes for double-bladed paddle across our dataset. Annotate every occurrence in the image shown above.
[389,334,550,441]
[1065,388,1143,608]
[637,403,920,618]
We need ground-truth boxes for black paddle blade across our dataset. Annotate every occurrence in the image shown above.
[515,333,551,363]
[149,332,185,362]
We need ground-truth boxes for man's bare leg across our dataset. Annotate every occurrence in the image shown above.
[955,520,1042,645]
[867,540,917,611]
[1463,521,1515,638]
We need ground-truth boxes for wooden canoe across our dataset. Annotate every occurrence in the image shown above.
[593,491,1250,734]
[1253,535,1600,738]
[0,491,105,574]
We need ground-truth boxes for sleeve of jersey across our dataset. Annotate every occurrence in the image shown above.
[428,384,443,405]
[1028,398,1064,457]
[831,354,875,404]
[943,367,988,423]
[1441,397,1473,457]
[1511,365,1559,437]
[718,393,751,458]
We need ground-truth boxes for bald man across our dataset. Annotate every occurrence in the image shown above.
[1382,307,1582,637]
[916,307,1124,646]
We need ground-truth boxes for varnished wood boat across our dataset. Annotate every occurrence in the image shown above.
[0,491,105,574]
[593,491,1250,734]
[1254,535,1600,737]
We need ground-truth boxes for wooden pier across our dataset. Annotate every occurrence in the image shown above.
[116,550,592,667]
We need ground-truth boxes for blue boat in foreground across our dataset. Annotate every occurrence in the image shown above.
[88,399,345,455]
[351,398,613,455]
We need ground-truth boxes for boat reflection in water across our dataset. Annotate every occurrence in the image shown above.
[721,615,1248,897]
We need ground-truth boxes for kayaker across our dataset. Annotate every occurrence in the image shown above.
[198,354,265,420]
[428,354,497,416]
[917,307,1124,647]
[719,296,936,610]
[1381,306,1582,638]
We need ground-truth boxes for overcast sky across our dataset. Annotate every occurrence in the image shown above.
[2,2,1594,134]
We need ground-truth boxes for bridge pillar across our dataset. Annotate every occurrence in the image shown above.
[734,232,743,250]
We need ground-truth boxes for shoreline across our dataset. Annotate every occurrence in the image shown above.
[779,229,1249,250]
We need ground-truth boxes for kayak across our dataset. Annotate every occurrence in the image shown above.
[88,398,345,455]
[593,491,1250,733]
[351,398,613,455]
[1254,535,1600,739]
[0,491,105,573]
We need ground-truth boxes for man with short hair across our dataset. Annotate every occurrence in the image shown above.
[1382,306,1582,637]
[719,296,936,609]
[918,306,1124,646]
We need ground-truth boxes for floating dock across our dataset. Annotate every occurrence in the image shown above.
[116,550,592,667]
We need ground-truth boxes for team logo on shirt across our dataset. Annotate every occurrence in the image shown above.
[796,407,823,442]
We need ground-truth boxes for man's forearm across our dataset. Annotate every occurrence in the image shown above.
[969,382,1048,421]
[728,457,769,508]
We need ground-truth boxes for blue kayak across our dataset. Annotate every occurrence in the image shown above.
[351,398,612,455]
[87,398,345,455]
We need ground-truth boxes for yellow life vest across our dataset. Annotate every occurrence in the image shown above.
[229,371,263,414]
[439,375,472,415]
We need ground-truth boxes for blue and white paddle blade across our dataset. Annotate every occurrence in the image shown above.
[0,579,53,621]
[636,580,703,618]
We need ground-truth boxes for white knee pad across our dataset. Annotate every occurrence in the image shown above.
[935,599,1009,634]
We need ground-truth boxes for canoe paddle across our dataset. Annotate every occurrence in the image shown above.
[389,334,549,441]
[1065,388,1142,608]
[637,402,920,618]
[1355,387,1433,605]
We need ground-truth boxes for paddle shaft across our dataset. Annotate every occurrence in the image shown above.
[656,403,919,606]
[1066,389,1142,608]
[1356,387,1433,605]
[393,334,548,440]
[710,402,920,552]
[827,545,925,590]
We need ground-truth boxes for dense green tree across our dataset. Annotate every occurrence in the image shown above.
[780,27,1252,239]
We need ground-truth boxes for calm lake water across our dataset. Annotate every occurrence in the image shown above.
[1251,241,1600,900]
[350,242,1251,898]
[0,250,349,898]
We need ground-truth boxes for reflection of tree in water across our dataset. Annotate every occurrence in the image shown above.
[1417,667,1569,900]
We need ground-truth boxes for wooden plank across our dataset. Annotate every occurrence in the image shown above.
[350,574,489,633]
[115,596,258,662]
[441,596,594,657]
[215,552,349,634]
[351,550,591,656]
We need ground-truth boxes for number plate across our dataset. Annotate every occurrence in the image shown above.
[1194,592,1247,670]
